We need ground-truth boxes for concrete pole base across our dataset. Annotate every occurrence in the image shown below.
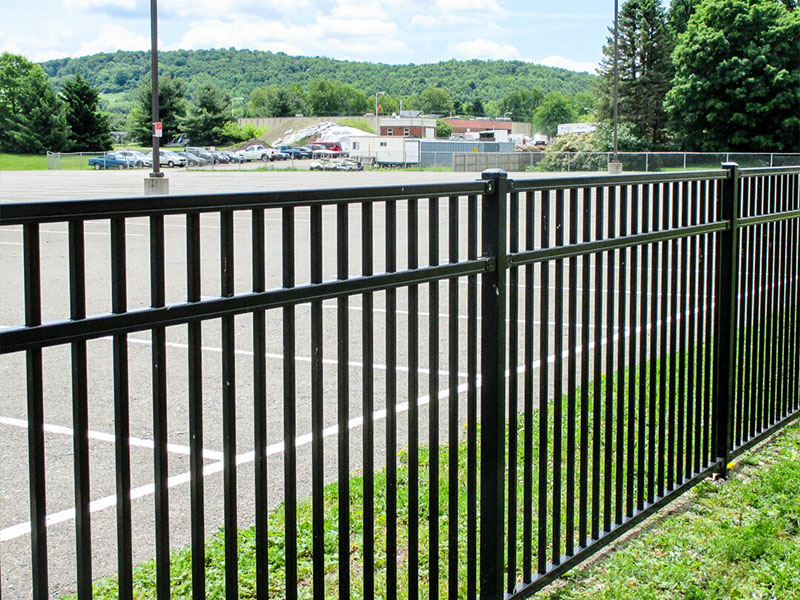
[144,176,169,195]
[607,161,623,174]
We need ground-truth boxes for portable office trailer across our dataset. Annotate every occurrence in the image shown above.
[349,136,421,165]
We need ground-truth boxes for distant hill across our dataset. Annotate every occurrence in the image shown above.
[40,48,596,107]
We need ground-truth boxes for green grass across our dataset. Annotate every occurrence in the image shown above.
[337,118,376,134]
[534,422,800,600]
[1,152,106,170]
[65,345,798,599]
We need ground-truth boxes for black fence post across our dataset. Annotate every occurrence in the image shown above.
[713,163,740,478]
[480,169,508,599]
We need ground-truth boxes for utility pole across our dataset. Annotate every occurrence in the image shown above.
[146,0,169,194]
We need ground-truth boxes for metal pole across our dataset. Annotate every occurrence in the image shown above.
[713,163,740,479]
[150,0,162,178]
[479,169,507,599]
[613,0,619,162]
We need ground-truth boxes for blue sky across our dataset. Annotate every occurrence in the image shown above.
[0,0,629,72]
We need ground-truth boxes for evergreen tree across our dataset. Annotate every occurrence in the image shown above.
[597,0,674,148]
[0,52,69,153]
[665,0,800,151]
[668,0,702,34]
[61,75,112,151]
[181,83,233,146]
[128,76,187,145]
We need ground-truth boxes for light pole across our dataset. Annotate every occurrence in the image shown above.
[613,0,619,162]
[145,0,168,193]
[150,0,161,178]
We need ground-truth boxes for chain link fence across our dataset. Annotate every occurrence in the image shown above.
[523,151,800,173]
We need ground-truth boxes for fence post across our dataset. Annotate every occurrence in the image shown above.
[480,169,508,599]
[712,163,740,478]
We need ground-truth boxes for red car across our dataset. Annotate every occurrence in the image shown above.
[309,140,343,152]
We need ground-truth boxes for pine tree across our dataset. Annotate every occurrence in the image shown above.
[668,0,702,34]
[0,52,69,153]
[61,75,112,151]
[181,83,233,146]
[597,0,674,148]
[128,76,187,145]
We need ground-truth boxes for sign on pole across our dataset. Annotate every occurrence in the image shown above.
[153,122,163,138]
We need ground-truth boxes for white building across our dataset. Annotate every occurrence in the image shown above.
[557,122,598,136]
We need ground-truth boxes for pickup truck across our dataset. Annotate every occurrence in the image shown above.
[238,144,280,162]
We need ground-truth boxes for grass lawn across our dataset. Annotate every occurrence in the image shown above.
[535,422,800,600]
[0,153,93,170]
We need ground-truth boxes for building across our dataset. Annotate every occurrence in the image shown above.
[442,117,513,135]
[350,136,515,167]
[378,117,436,138]
[557,123,598,136]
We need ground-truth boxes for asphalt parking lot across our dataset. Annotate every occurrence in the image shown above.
[0,167,700,598]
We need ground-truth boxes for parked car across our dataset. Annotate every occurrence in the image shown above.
[311,140,343,153]
[145,150,186,168]
[277,145,311,159]
[220,151,242,163]
[178,151,208,167]
[186,147,218,164]
[88,152,133,170]
[238,144,281,162]
[116,150,152,168]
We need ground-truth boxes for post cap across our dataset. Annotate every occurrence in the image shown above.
[721,162,739,170]
[481,169,508,181]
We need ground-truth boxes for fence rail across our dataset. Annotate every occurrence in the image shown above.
[0,165,798,599]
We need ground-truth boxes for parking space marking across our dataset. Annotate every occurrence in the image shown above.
[0,416,224,461]
[123,335,471,379]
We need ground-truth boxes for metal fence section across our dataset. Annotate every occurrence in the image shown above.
[452,151,800,173]
[0,165,798,600]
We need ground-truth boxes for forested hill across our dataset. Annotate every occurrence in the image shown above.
[40,48,595,103]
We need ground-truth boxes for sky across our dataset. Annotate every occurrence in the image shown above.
[0,0,622,73]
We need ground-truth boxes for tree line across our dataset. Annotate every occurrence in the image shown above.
[592,0,798,152]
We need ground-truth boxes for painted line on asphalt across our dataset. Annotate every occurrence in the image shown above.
[0,416,224,461]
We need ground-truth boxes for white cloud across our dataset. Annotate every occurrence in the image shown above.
[330,0,390,20]
[327,37,408,58]
[411,14,440,28]
[435,0,502,13]
[449,38,519,60]
[160,0,308,19]
[63,0,138,10]
[77,24,150,55]
[173,20,305,49]
[315,16,398,38]
[531,55,597,73]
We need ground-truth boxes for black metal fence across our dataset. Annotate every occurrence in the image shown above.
[0,165,798,599]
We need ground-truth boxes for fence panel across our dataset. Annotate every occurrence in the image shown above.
[0,166,798,600]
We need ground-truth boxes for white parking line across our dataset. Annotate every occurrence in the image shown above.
[0,416,224,461]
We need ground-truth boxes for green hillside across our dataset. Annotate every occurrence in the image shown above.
[40,48,595,110]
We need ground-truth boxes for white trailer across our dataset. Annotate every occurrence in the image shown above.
[349,136,421,166]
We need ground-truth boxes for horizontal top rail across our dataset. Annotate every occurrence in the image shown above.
[0,180,487,225]
[511,169,728,192]
[507,220,730,267]
[739,165,800,177]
